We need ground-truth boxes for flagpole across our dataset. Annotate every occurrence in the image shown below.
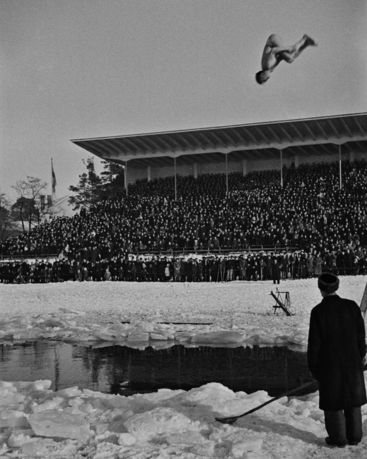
[51,158,56,202]
[50,158,57,219]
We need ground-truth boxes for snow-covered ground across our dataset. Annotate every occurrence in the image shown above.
[0,276,367,458]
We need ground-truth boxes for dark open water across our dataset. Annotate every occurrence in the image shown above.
[0,341,313,396]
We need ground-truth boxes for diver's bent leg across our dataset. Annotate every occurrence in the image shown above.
[293,35,317,58]
[277,51,295,63]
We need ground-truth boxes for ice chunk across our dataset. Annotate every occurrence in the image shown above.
[0,331,14,340]
[185,382,235,406]
[231,438,264,459]
[78,401,97,415]
[150,332,172,340]
[108,414,129,433]
[216,390,270,417]
[34,396,64,412]
[95,423,109,436]
[124,407,200,440]
[164,431,215,457]
[128,320,156,331]
[20,438,79,457]
[93,442,122,459]
[59,307,84,315]
[15,380,52,392]
[143,388,184,403]
[0,410,30,429]
[7,430,33,448]
[0,429,10,445]
[95,331,118,341]
[92,342,116,349]
[149,341,174,350]
[0,383,25,408]
[246,333,276,346]
[118,433,136,446]
[174,331,192,342]
[20,439,56,456]
[88,394,132,411]
[127,331,150,342]
[289,332,307,345]
[28,410,91,442]
[56,386,82,398]
[191,331,244,344]
[0,380,15,390]
[274,335,292,346]
[13,327,44,340]
[74,332,96,344]
[42,318,66,328]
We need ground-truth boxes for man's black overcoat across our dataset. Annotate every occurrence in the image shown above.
[307,294,366,410]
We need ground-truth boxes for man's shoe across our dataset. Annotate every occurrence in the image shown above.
[348,440,360,446]
[325,437,347,448]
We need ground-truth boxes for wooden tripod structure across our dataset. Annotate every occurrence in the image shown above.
[270,288,294,316]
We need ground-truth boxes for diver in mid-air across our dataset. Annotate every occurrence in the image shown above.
[255,34,317,85]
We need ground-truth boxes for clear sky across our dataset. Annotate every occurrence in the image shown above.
[1,0,366,201]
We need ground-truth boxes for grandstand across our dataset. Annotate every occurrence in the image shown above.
[71,113,367,195]
[1,113,367,284]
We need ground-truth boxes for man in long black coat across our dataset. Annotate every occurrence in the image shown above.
[307,273,366,447]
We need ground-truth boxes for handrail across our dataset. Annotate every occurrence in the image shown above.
[0,245,300,261]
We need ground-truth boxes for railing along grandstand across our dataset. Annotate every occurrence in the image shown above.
[0,244,299,263]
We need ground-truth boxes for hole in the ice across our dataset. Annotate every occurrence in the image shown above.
[0,341,313,396]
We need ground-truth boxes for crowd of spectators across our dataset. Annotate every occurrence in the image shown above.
[1,159,366,284]
[1,248,366,284]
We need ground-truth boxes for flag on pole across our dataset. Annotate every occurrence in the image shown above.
[360,281,367,318]
[51,158,57,194]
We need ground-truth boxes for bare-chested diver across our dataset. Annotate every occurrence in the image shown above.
[255,34,317,85]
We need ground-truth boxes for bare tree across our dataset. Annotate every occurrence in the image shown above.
[12,177,47,231]
[0,191,17,241]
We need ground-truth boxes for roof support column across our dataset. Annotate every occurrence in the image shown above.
[280,149,283,188]
[225,153,228,195]
[193,162,198,179]
[294,154,299,168]
[242,159,248,177]
[338,144,342,190]
[124,161,128,197]
[173,156,177,201]
[147,165,151,182]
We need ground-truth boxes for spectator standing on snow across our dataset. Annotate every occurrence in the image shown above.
[307,273,366,447]
[164,263,171,282]
[271,258,281,284]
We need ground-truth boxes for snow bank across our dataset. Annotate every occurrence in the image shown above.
[1,276,366,349]
[0,378,367,458]
[1,276,367,457]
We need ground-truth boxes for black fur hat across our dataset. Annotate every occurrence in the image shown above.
[318,272,339,294]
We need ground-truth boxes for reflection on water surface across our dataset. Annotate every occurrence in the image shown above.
[0,341,312,396]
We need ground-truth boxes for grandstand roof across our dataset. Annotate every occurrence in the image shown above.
[71,113,367,167]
